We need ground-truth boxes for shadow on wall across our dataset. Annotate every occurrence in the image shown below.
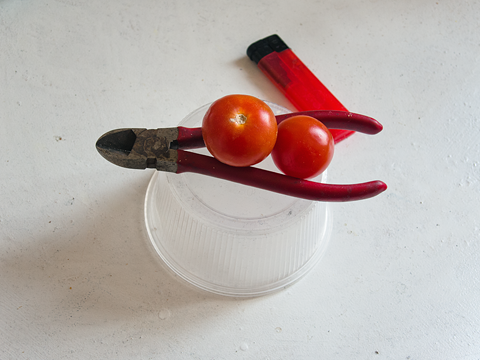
[1,175,241,342]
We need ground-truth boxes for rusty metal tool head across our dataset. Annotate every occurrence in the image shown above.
[96,128,179,171]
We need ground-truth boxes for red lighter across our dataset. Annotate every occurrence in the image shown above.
[247,34,354,143]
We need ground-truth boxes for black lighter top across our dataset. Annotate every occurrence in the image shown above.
[247,34,289,64]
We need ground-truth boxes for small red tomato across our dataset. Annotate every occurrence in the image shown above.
[202,94,278,167]
[271,115,334,179]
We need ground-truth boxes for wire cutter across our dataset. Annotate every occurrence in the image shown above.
[96,110,387,202]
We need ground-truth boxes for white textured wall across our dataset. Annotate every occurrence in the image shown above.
[1,0,479,359]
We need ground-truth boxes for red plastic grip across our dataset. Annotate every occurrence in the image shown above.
[275,110,382,135]
[176,150,387,202]
[174,110,381,151]
[176,126,205,149]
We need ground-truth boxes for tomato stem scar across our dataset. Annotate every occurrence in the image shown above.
[230,113,247,125]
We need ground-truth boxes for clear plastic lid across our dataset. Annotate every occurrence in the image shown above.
[144,102,332,297]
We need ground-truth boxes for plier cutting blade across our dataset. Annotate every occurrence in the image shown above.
[96,110,387,202]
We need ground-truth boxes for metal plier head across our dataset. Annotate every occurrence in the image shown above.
[96,127,180,172]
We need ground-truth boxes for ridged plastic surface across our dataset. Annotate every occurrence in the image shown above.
[144,103,332,297]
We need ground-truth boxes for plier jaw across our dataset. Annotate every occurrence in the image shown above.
[96,128,179,172]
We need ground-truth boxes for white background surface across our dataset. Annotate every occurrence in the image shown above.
[1,0,479,359]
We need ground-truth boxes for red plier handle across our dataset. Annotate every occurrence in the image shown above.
[173,110,386,202]
[175,151,385,202]
[175,110,383,149]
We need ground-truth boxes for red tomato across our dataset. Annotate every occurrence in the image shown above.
[202,94,278,167]
[271,115,334,179]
